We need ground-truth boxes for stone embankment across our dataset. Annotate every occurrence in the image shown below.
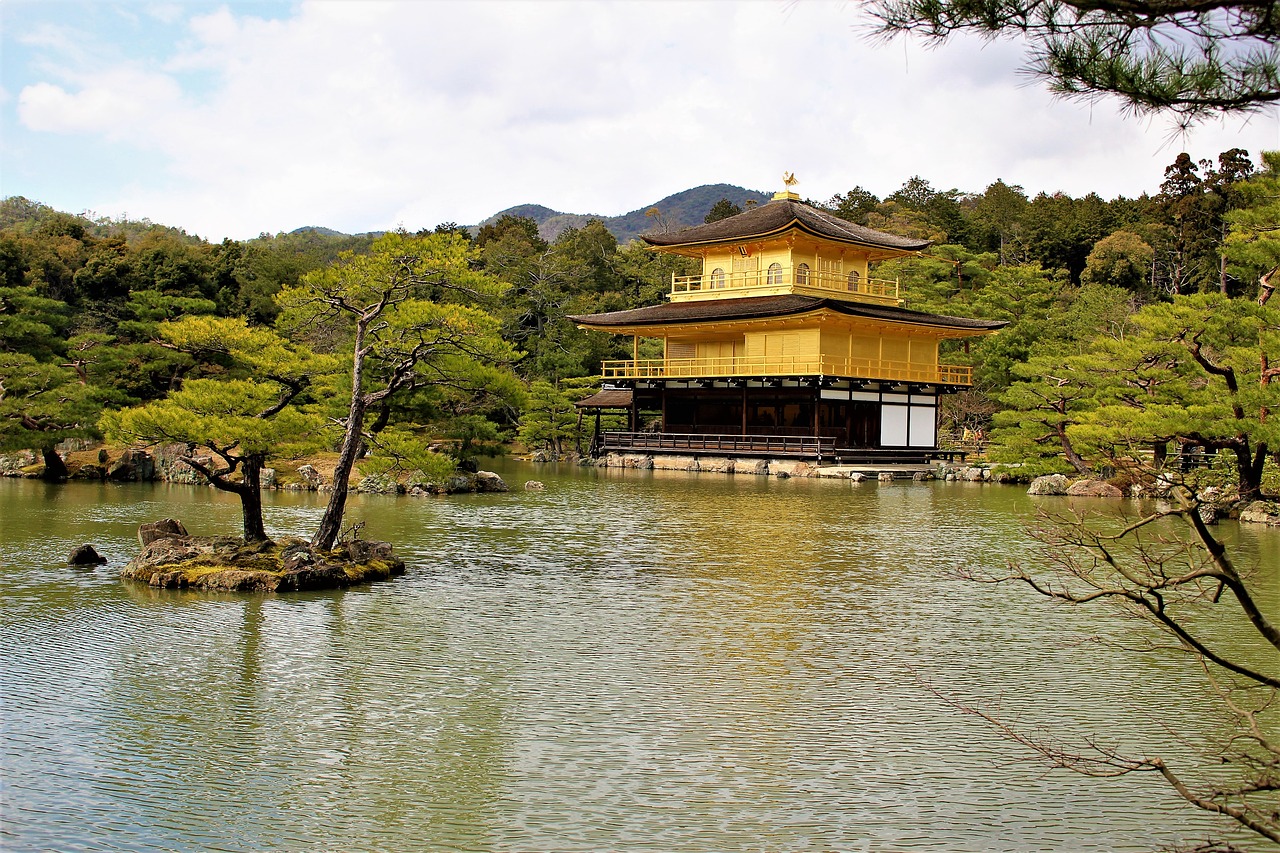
[0,439,508,496]
[121,517,406,592]
[1022,473,1280,528]
[584,451,1026,483]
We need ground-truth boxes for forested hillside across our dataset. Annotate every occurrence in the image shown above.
[3,148,1277,488]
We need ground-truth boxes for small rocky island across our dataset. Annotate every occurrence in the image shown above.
[122,519,406,592]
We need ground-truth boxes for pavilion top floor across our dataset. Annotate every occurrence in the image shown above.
[643,192,932,308]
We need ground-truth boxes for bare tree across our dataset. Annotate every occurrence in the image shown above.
[953,482,1280,845]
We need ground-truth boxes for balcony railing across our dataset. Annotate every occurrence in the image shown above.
[598,431,839,460]
[672,267,899,302]
[600,356,972,385]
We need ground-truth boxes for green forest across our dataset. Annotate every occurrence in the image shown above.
[3,146,1279,497]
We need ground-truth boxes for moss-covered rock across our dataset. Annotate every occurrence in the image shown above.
[121,527,406,592]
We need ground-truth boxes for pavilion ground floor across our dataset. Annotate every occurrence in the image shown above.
[576,377,966,465]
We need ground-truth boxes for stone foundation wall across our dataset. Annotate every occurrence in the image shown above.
[594,452,942,480]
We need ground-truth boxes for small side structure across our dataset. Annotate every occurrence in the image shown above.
[569,187,1006,468]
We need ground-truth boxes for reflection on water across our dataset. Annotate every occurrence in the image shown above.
[2,463,1277,851]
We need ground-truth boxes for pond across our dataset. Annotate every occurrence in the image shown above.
[2,461,1277,852]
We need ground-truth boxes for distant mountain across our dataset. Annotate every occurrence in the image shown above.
[477,183,772,244]
[288,225,348,237]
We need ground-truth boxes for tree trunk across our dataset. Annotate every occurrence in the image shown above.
[40,444,69,482]
[312,315,372,552]
[1054,414,1092,476]
[311,396,366,550]
[194,456,269,543]
[1258,265,1279,306]
[239,455,268,543]
[1059,434,1093,476]
[1239,442,1267,503]
[1153,440,1168,468]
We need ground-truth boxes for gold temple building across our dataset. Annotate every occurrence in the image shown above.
[569,186,1004,465]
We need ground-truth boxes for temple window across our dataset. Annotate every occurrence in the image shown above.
[710,267,726,289]
[767,262,783,285]
[847,270,861,291]
[796,263,811,285]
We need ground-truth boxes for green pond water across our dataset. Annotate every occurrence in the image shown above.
[2,460,1278,852]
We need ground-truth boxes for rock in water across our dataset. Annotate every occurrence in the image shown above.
[68,544,107,566]
[1239,501,1280,526]
[1065,479,1124,498]
[474,471,509,492]
[1027,474,1070,496]
[138,518,189,547]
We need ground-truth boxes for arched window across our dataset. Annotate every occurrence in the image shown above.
[847,270,861,291]
[767,262,783,286]
[710,267,726,289]
[796,263,810,285]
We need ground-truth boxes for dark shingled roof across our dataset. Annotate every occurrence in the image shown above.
[574,389,634,409]
[642,198,931,252]
[570,295,1007,332]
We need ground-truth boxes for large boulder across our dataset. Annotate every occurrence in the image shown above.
[1239,501,1280,526]
[169,456,213,485]
[1066,479,1124,498]
[445,474,474,493]
[152,443,194,482]
[355,474,404,495]
[68,544,107,566]
[0,450,38,477]
[109,449,156,482]
[138,518,189,548]
[772,460,816,478]
[296,464,326,490]
[1027,474,1070,496]
[474,471,509,493]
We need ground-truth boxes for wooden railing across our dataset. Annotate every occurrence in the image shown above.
[599,431,838,460]
[600,355,972,386]
[672,267,899,302]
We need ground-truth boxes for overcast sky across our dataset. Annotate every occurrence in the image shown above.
[3,0,1277,242]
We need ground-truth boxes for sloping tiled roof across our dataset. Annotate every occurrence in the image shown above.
[573,389,634,409]
[570,295,1007,332]
[642,199,930,252]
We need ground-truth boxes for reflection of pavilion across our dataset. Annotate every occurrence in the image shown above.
[571,188,1005,465]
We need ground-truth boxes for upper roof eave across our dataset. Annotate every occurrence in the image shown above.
[643,218,923,257]
[639,198,931,254]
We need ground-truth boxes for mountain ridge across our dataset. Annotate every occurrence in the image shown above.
[476,183,772,243]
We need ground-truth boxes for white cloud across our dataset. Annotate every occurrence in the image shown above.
[7,0,1279,240]
[17,68,185,139]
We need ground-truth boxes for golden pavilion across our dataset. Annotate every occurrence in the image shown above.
[569,185,1004,465]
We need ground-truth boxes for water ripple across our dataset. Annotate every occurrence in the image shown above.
[1,466,1274,851]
